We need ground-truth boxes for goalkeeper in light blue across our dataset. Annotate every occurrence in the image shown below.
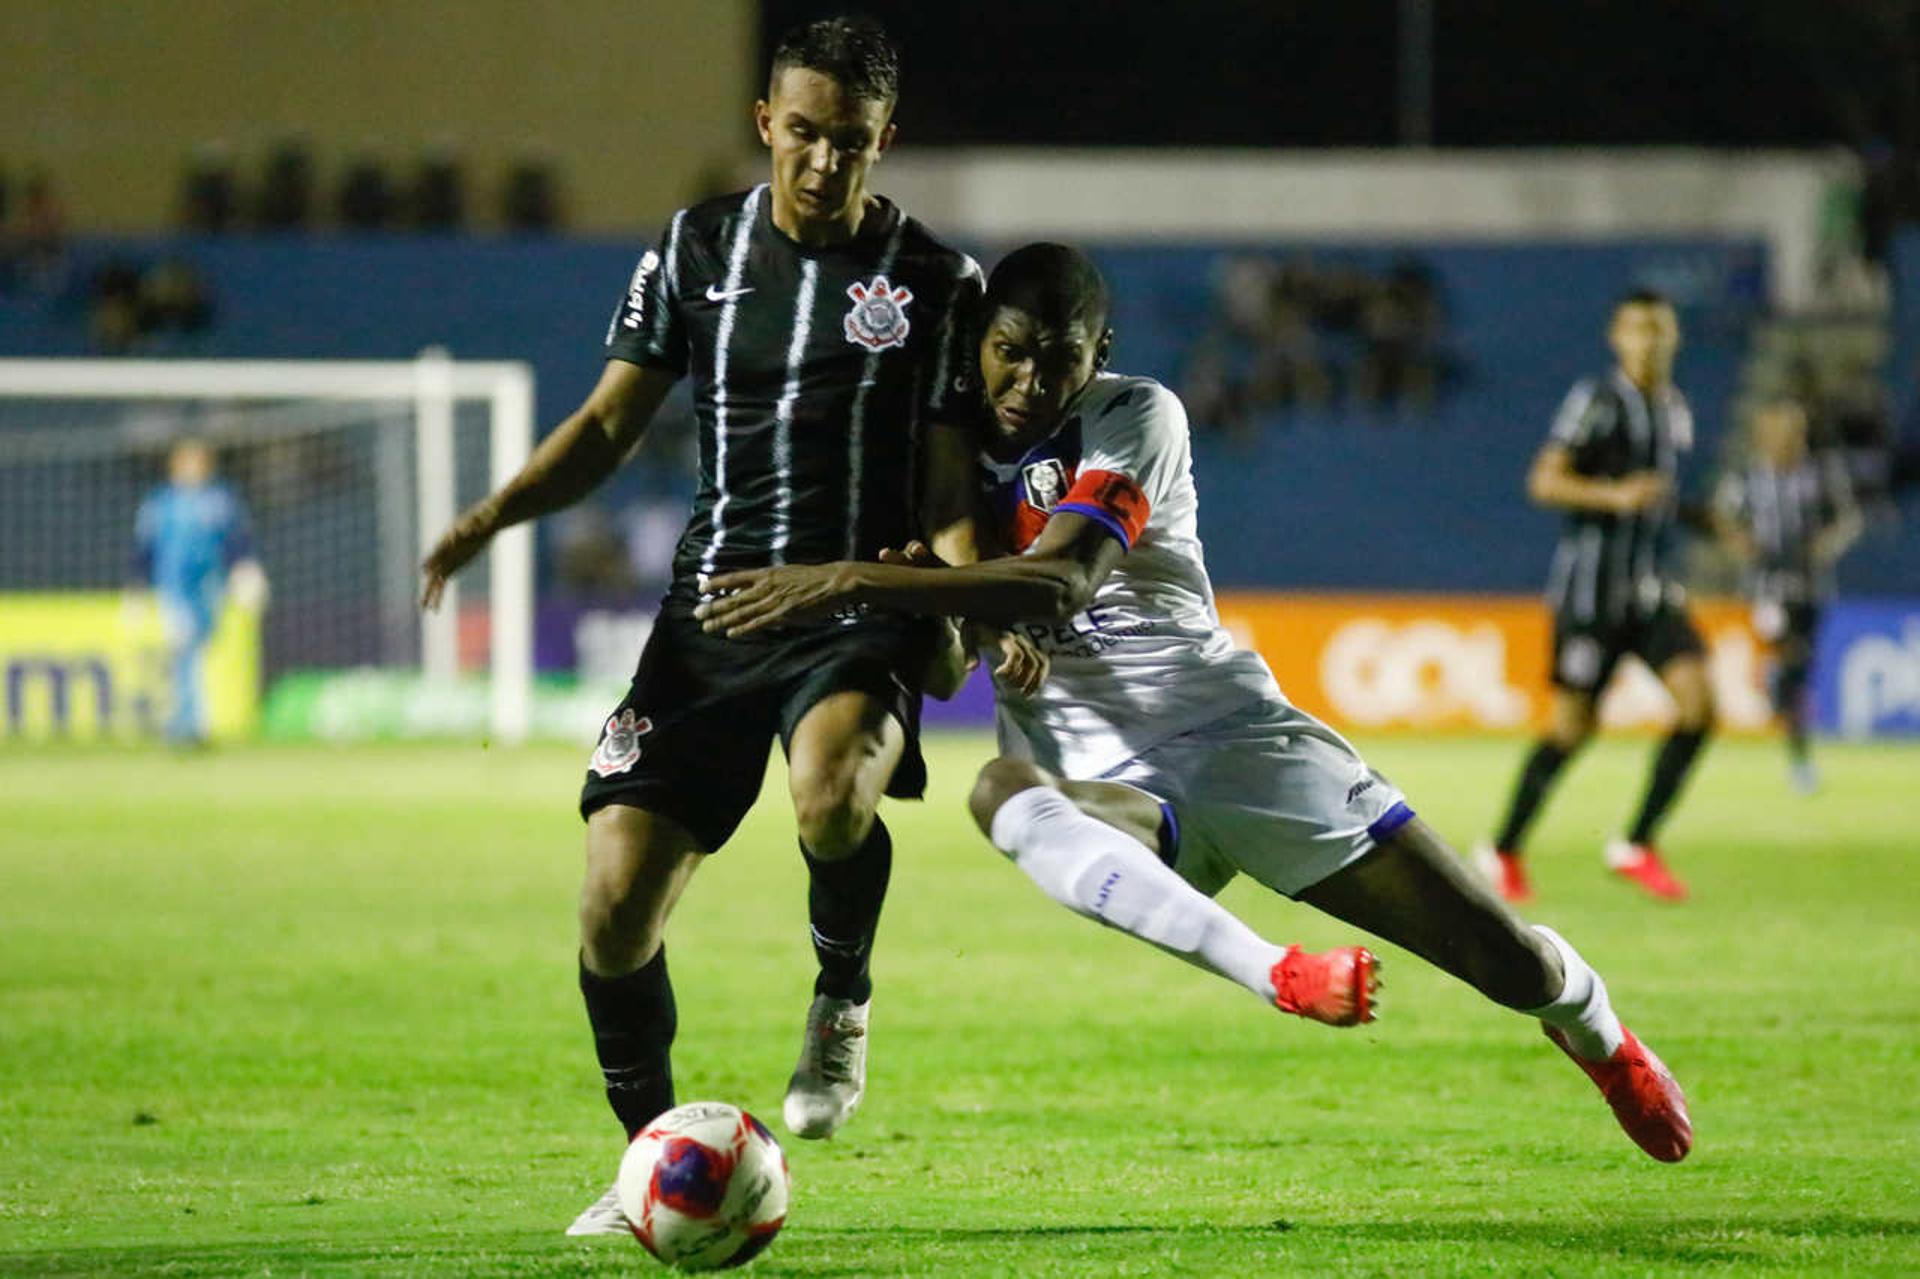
[132,439,266,743]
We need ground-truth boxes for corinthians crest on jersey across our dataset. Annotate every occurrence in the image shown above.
[844,275,913,351]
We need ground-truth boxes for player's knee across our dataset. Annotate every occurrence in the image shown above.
[792,778,877,861]
[1675,687,1716,734]
[968,757,1053,838]
[1546,719,1594,752]
[578,866,659,973]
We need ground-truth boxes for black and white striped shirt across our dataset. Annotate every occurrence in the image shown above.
[606,187,981,594]
[1715,453,1854,605]
[1542,370,1695,626]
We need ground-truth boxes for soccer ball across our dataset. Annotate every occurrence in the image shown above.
[616,1101,790,1270]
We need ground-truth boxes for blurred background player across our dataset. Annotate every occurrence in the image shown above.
[1713,396,1862,791]
[417,15,985,1234]
[130,438,265,746]
[1479,291,1713,903]
[696,243,1693,1165]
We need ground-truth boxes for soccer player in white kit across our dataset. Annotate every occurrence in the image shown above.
[697,243,1693,1162]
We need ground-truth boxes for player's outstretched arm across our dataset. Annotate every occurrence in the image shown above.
[696,513,1125,637]
[1527,444,1668,515]
[421,360,674,610]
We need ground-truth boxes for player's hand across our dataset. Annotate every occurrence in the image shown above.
[695,563,858,636]
[990,628,1048,697]
[1613,472,1671,514]
[421,505,498,612]
[878,540,947,569]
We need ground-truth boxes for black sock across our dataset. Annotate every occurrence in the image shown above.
[1777,660,1812,765]
[803,819,892,1004]
[1494,741,1570,853]
[579,949,676,1138]
[1628,728,1709,846]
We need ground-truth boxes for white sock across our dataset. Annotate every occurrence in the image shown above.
[988,786,1288,1002]
[1527,925,1625,1060]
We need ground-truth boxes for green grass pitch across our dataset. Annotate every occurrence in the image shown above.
[2,732,1917,1276]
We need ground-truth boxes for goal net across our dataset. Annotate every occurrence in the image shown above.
[0,354,533,744]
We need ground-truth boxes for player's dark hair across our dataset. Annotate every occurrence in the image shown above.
[769,15,900,107]
[984,242,1111,335]
[1614,286,1672,314]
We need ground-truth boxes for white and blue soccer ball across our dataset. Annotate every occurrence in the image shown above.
[616,1101,790,1270]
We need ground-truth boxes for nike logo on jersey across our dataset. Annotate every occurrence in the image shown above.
[704,284,755,303]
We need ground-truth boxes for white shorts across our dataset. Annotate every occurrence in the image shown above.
[1096,698,1413,899]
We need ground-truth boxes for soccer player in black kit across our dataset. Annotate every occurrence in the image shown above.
[1478,291,1715,904]
[1713,396,1860,792]
[421,17,988,1234]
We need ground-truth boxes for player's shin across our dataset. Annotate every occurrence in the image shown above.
[1627,727,1709,846]
[802,820,892,1004]
[579,948,677,1137]
[1494,741,1571,853]
[987,786,1287,1001]
[1525,925,1624,1061]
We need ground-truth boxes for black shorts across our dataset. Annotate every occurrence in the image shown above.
[578,599,939,852]
[1550,603,1706,694]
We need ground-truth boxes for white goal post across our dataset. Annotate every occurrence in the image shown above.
[0,353,535,743]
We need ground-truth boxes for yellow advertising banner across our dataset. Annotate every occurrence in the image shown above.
[0,593,260,741]
[1214,592,1774,734]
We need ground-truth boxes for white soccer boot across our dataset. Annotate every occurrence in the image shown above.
[783,994,870,1139]
[564,1181,630,1237]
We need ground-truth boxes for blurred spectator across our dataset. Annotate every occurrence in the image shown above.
[142,258,215,341]
[412,146,465,231]
[254,140,315,230]
[89,258,146,353]
[180,143,239,233]
[89,257,215,354]
[1788,352,1900,524]
[503,157,562,232]
[1357,259,1444,411]
[1184,252,1449,434]
[337,157,400,230]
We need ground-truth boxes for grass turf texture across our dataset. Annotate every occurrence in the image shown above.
[1,733,1916,1277]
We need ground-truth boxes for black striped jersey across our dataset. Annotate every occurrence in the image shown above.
[605,186,981,593]
[1542,370,1696,626]
[1713,453,1854,604]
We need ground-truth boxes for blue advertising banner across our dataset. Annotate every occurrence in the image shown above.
[1812,600,1920,738]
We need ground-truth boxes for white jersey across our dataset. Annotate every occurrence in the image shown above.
[978,372,1280,778]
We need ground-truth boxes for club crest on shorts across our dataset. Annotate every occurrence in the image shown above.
[1022,458,1071,512]
[843,275,913,351]
[590,709,652,777]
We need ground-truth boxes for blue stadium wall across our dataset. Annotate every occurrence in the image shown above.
[1,232,1792,595]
